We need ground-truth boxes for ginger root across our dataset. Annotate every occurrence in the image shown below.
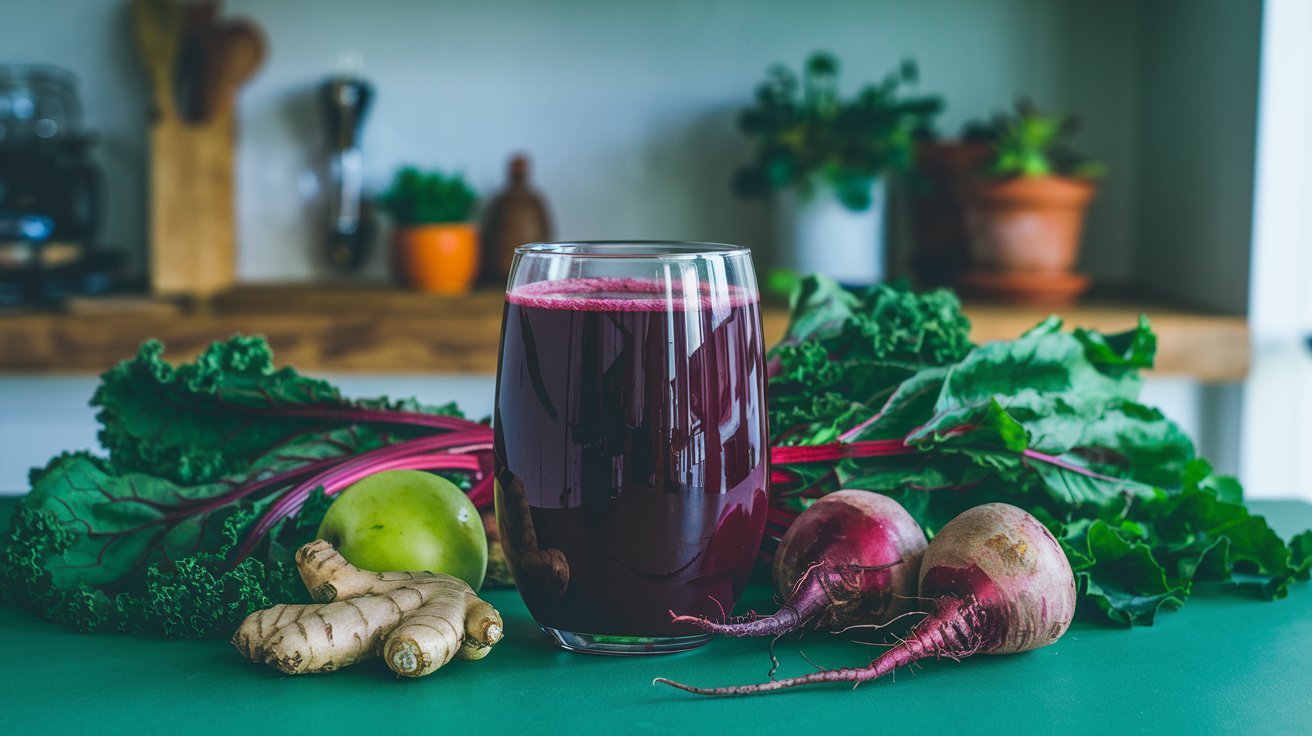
[495,476,570,597]
[232,540,503,677]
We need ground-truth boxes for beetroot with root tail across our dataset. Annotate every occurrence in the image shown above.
[657,502,1077,697]
[670,490,928,639]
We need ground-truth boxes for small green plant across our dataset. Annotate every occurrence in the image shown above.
[733,51,942,211]
[381,167,477,225]
[973,99,1105,179]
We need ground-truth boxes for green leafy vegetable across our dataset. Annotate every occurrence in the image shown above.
[768,275,1310,625]
[768,278,973,445]
[380,166,478,225]
[0,337,493,638]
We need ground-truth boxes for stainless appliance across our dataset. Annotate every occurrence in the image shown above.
[0,64,108,305]
[321,74,375,272]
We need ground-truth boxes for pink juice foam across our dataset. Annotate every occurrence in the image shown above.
[507,277,756,312]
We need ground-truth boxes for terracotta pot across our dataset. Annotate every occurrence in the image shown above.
[961,175,1097,273]
[392,223,480,295]
[910,140,992,286]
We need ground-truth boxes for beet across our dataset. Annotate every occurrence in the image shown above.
[657,503,1077,696]
[671,490,927,639]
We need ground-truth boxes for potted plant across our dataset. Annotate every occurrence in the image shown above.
[733,52,941,288]
[381,167,479,295]
[957,100,1104,305]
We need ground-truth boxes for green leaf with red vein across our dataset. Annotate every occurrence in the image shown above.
[765,280,1311,624]
[1,336,493,638]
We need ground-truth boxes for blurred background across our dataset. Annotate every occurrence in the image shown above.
[0,0,1307,499]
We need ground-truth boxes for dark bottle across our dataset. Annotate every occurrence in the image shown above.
[481,155,552,285]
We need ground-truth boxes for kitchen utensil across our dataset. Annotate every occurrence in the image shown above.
[207,19,266,120]
[321,74,375,271]
[132,0,266,298]
[131,0,181,121]
[176,0,219,122]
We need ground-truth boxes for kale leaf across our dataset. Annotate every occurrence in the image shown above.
[768,277,1311,624]
[0,336,489,638]
[768,277,973,444]
[93,335,462,485]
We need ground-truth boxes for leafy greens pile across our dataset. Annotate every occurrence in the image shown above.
[766,276,1312,625]
[2,279,1309,637]
[0,337,493,637]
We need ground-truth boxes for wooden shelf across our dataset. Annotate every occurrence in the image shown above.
[0,285,1249,381]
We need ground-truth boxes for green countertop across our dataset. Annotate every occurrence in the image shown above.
[3,497,1311,735]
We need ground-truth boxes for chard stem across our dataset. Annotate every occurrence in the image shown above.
[771,439,917,464]
[231,433,493,562]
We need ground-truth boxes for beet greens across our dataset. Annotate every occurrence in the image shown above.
[5,277,1311,639]
[767,276,1311,625]
[0,337,493,637]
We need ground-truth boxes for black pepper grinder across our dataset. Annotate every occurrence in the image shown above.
[481,154,553,284]
[321,74,375,272]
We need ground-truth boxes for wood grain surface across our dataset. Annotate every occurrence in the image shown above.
[0,285,1249,381]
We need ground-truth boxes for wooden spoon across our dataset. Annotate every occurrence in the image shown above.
[205,18,266,121]
[130,0,182,122]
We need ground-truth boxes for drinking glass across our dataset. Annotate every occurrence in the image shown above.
[493,242,769,654]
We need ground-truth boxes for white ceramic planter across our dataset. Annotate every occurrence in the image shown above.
[772,178,887,286]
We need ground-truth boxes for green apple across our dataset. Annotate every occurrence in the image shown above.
[316,469,487,590]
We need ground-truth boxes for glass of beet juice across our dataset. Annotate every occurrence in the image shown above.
[493,242,769,654]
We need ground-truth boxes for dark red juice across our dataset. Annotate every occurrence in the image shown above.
[494,278,769,636]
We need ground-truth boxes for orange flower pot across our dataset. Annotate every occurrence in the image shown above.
[393,223,480,295]
[961,175,1096,273]
[957,176,1097,305]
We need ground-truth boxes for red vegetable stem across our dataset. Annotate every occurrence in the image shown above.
[771,435,1146,500]
[770,468,797,486]
[250,434,488,529]
[1020,448,1147,486]
[771,439,917,465]
[232,452,485,562]
[231,433,493,561]
[835,386,900,442]
[97,455,353,537]
[467,474,494,508]
[161,455,347,512]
